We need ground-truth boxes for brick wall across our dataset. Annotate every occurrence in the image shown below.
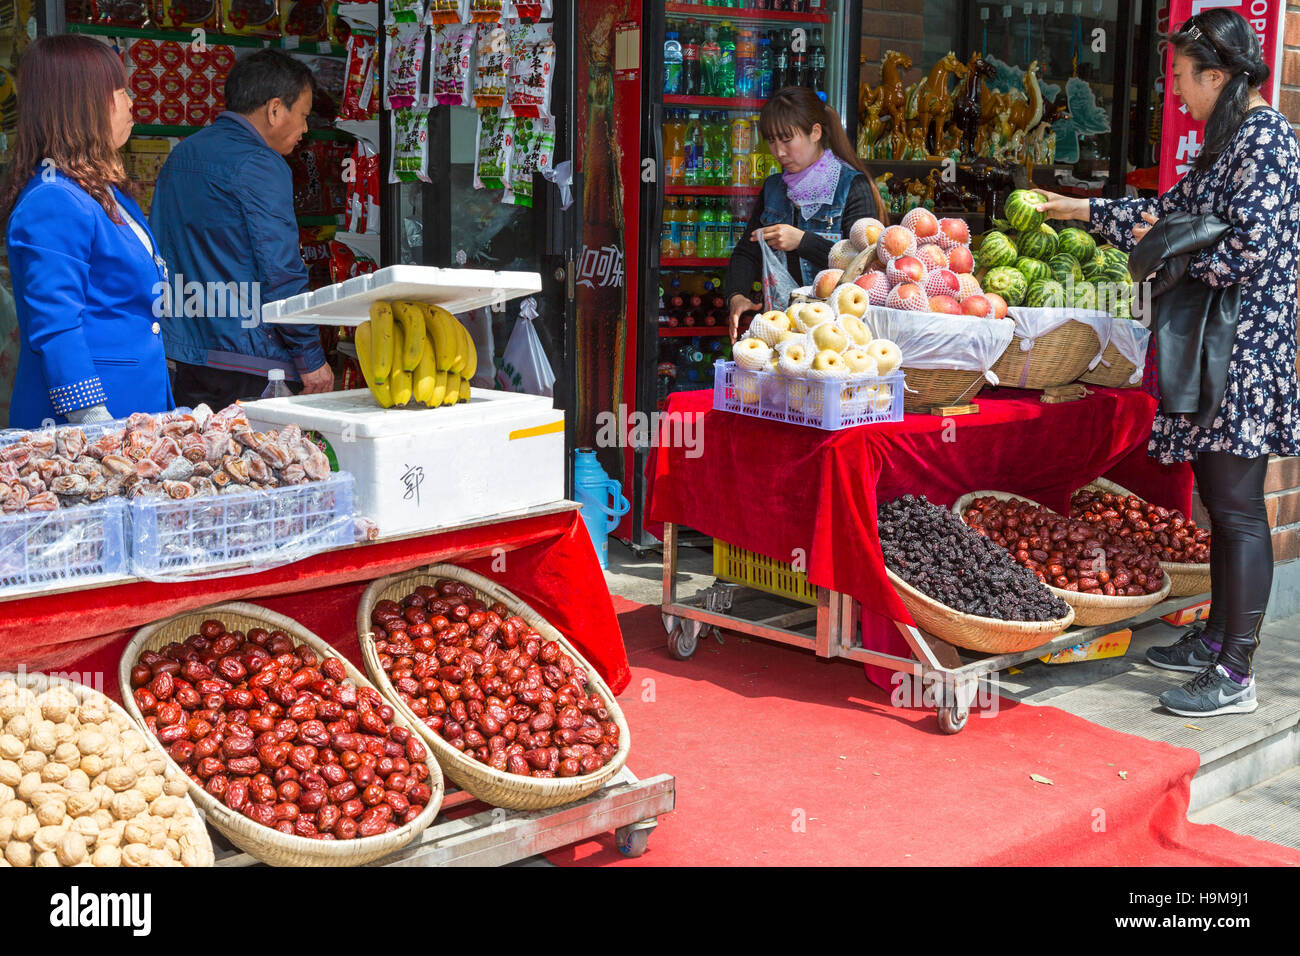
[1190,456,1300,562]
[1285,5,1300,135]
[859,0,925,90]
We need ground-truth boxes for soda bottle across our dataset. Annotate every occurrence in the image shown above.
[661,197,680,258]
[750,117,770,182]
[757,35,774,99]
[791,33,808,88]
[684,111,704,186]
[713,112,732,185]
[682,20,701,96]
[700,25,720,97]
[735,28,755,99]
[716,200,733,257]
[680,197,698,258]
[773,30,790,90]
[717,22,736,98]
[809,28,826,95]
[730,114,752,185]
[663,30,683,96]
[665,110,686,185]
[698,197,716,260]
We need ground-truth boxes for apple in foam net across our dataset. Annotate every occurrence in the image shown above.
[946,245,974,275]
[984,292,1009,319]
[937,217,971,247]
[886,282,928,312]
[928,295,961,315]
[849,217,884,251]
[923,268,960,297]
[853,270,890,305]
[916,244,948,271]
[813,269,844,299]
[878,225,917,260]
[887,255,926,286]
[960,294,993,318]
[901,207,940,239]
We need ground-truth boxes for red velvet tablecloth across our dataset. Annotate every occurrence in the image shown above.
[0,507,632,698]
[646,387,1192,682]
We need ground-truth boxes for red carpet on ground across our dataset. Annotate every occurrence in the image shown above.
[547,599,1300,867]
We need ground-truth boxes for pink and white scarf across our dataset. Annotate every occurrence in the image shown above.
[783,149,844,217]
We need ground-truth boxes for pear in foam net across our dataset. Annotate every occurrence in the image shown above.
[797,301,835,331]
[839,314,872,347]
[747,313,785,347]
[865,338,903,376]
[841,347,880,376]
[733,336,772,371]
[832,283,871,320]
[811,321,849,354]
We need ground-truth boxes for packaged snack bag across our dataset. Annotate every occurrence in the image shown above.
[160,0,221,30]
[129,38,161,69]
[389,107,430,184]
[430,23,474,108]
[426,0,467,25]
[503,0,551,20]
[340,32,378,120]
[281,0,330,41]
[383,21,425,110]
[158,98,186,126]
[387,0,425,23]
[345,140,381,234]
[503,114,553,208]
[472,22,509,110]
[468,0,503,23]
[95,0,151,25]
[133,99,160,125]
[473,110,511,191]
[221,0,280,36]
[329,238,379,284]
[504,20,554,118]
[300,225,337,289]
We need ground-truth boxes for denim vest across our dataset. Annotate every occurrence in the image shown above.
[759,162,864,286]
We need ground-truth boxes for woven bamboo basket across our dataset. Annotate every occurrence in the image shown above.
[954,489,1173,626]
[988,320,1101,390]
[884,567,1073,654]
[900,367,986,413]
[1077,342,1140,389]
[1,669,214,866]
[1073,478,1211,598]
[120,603,444,867]
[357,564,631,811]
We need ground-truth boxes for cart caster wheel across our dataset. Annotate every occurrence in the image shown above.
[661,612,679,636]
[616,824,652,857]
[667,623,698,660]
[937,704,969,735]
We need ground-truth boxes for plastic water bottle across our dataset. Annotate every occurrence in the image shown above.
[735,28,755,99]
[701,25,720,97]
[717,22,736,98]
[684,111,704,186]
[261,367,292,399]
[663,31,683,95]
[757,36,774,98]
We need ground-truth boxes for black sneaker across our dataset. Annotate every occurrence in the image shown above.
[1145,625,1216,673]
[1158,664,1258,717]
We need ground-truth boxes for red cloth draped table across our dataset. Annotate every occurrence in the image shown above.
[0,506,632,699]
[645,387,1193,687]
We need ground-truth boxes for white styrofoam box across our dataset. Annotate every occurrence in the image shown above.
[261,265,542,326]
[242,389,564,536]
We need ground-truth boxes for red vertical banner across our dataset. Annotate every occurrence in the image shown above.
[1158,0,1287,194]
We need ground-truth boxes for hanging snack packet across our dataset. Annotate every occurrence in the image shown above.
[472,22,510,110]
[329,238,380,284]
[345,140,382,234]
[468,0,503,23]
[473,111,512,191]
[221,0,281,36]
[340,32,378,120]
[160,0,221,29]
[386,0,424,23]
[503,0,551,21]
[430,23,475,107]
[390,108,431,184]
[504,114,554,208]
[94,0,150,26]
[505,21,555,118]
[281,0,330,41]
[383,21,425,109]
[426,0,467,25]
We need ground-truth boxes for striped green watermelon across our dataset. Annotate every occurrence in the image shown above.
[1082,256,1107,283]
[1004,189,1048,233]
[1024,279,1066,308]
[1057,228,1097,264]
[1111,288,1133,319]
[1016,257,1051,284]
[1095,279,1135,314]
[976,231,1019,270]
[1070,281,1098,310]
[984,266,1029,306]
[1099,247,1132,281]
[1016,224,1058,261]
[1048,254,1083,285]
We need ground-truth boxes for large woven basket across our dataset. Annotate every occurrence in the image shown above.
[901,367,986,413]
[1073,478,1211,598]
[989,320,1101,390]
[1,670,215,866]
[954,489,1173,626]
[1077,342,1140,389]
[357,564,631,812]
[884,567,1073,654]
[120,602,445,867]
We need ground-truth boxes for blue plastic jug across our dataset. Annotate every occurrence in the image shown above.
[573,448,630,569]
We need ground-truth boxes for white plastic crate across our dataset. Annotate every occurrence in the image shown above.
[129,473,355,580]
[0,499,129,593]
[713,361,905,430]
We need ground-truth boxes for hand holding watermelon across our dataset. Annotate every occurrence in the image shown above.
[1031,189,1090,223]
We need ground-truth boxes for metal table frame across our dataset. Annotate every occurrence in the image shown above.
[659,522,1207,734]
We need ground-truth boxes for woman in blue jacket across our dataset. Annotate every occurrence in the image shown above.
[1,35,172,428]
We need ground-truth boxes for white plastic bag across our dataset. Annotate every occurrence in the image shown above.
[759,234,799,312]
[1098,320,1151,385]
[461,307,496,389]
[867,307,1016,385]
[496,297,555,397]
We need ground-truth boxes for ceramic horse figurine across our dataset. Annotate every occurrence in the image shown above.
[915,52,966,158]
[879,50,913,159]
[950,52,995,160]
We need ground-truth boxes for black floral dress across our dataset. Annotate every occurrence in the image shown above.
[1091,107,1300,465]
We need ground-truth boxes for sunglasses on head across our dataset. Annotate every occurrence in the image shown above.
[1178,15,1232,67]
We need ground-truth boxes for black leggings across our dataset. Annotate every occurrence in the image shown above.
[1191,450,1271,677]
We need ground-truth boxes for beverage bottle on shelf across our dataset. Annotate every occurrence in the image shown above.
[717,200,733,257]
[663,30,683,96]
[661,197,680,259]
[773,30,790,90]
[680,197,698,258]
[808,0,824,12]
[711,112,732,185]
[700,24,719,97]
[730,113,752,186]
[716,22,736,98]
[809,27,826,95]
[790,33,808,88]
[750,120,771,183]
[681,20,701,96]
[757,36,774,99]
[735,28,755,99]
[697,197,716,260]
[684,111,704,186]
[665,109,686,185]
[753,0,770,9]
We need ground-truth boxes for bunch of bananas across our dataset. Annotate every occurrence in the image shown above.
[355,301,478,409]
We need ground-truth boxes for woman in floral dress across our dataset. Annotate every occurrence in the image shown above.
[1040,7,1299,717]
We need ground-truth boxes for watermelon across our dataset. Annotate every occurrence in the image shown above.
[1082,259,1107,283]
[1101,245,1130,273]
[1004,189,1048,233]
[1095,250,1131,283]
[1111,288,1133,319]
[984,266,1029,307]
[1016,257,1051,285]
[1024,279,1066,308]
[976,231,1019,270]
[1016,224,1058,261]
[1056,227,1097,264]
[1048,254,1083,285]
[1070,281,1098,310]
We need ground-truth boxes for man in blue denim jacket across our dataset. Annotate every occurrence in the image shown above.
[151,49,334,408]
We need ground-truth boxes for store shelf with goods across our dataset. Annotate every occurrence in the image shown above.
[133,125,355,140]
[659,325,729,337]
[665,95,768,110]
[663,3,830,24]
[665,184,762,197]
[66,22,346,55]
[662,256,731,268]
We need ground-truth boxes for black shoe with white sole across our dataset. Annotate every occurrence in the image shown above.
[1158,664,1258,717]
[1145,625,1216,673]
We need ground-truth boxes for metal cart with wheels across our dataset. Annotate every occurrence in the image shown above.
[660,522,1207,735]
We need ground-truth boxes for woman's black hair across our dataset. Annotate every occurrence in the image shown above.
[1171,8,1269,172]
